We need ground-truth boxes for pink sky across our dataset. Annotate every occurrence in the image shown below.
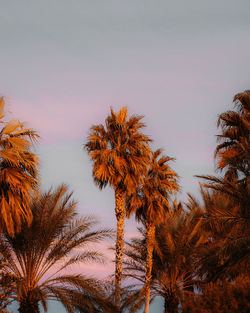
[1,1,250,311]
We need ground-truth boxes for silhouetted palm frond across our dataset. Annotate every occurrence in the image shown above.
[191,185,249,282]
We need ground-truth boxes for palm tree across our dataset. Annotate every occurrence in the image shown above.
[0,97,39,236]
[0,185,116,313]
[85,107,151,310]
[126,150,179,313]
[196,90,250,280]
[123,204,207,313]
[215,90,250,180]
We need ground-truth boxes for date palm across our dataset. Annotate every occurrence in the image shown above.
[197,91,250,280]
[0,97,39,236]
[0,185,116,313]
[126,149,179,313]
[123,203,206,313]
[85,107,151,310]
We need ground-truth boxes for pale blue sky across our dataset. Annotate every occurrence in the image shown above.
[1,0,250,312]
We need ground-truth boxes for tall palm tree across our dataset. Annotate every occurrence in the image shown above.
[126,150,179,313]
[85,107,151,310]
[215,90,250,180]
[0,97,39,236]
[0,185,116,313]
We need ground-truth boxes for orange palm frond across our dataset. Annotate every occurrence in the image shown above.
[0,99,39,236]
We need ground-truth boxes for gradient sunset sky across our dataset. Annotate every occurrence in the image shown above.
[1,0,250,311]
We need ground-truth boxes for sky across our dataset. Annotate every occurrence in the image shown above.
[1,0,250,312]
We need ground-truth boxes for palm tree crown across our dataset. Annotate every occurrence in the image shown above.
[0,185,115,313]
[85,106,151,193]
[215,90,250,180]
[0,97,39,236]
[126,149,179,223]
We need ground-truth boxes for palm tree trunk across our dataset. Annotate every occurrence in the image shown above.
[164,291,179,313]
[144,222,155,313]
[114,188,126,311]
[18,294,39,313]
